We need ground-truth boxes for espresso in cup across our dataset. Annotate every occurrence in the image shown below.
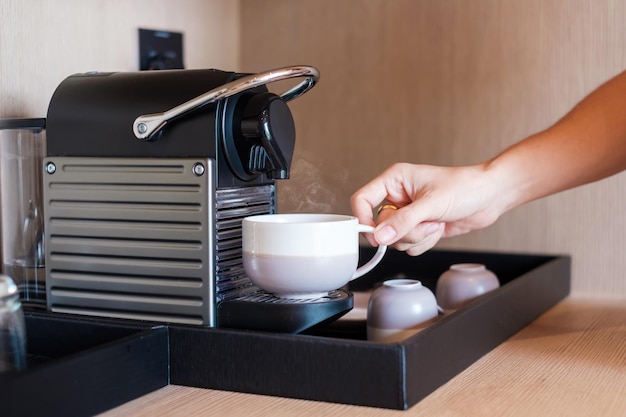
[242,214,387,299]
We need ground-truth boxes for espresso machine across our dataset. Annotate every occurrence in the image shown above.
[42,66,352,333]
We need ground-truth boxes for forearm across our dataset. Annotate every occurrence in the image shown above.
[486,70,626,212]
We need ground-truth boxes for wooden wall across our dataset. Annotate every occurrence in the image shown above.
[0,0,240,268]
[0,0,240,118]
[240,0,626,298]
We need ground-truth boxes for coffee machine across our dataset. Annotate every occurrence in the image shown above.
[42,66,352,333]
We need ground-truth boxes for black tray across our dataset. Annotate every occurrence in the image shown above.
[0,249,570,413]
[170,248,570,409]
[0,313,169,417]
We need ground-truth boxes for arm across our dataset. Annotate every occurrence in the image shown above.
[350,70,626,256]
[491,69,626,211]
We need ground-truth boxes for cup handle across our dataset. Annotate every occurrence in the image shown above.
[351,224,388,280]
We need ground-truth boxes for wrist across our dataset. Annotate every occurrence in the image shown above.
[480,157,527,216]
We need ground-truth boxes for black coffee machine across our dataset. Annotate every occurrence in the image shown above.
[42,66,352,333]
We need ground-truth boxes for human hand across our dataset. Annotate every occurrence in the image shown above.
[350,162,505,256]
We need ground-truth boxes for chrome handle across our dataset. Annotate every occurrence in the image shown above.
[132,65,320,141]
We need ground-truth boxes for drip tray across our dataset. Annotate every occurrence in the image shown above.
[217,289,353,333]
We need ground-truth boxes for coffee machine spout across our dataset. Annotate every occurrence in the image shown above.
[241,92,296,180]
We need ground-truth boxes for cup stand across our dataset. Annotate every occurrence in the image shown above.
[217,289,353,333]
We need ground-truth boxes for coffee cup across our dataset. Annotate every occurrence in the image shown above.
[436,263,500,314]
[242,213,387,299]
[367,279,439,342]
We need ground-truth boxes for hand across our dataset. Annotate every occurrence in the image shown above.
[350,162,505,256]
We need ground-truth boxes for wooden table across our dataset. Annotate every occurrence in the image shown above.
[99,297,626,416]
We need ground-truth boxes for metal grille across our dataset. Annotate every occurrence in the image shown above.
[215,185,275,301]
[44,157,215,325]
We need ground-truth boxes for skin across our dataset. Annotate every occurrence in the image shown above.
[351,70,626,256]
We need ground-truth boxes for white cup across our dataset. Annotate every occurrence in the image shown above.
[436,263,500,314]
[242,213,387,299]
[367,279,439,343]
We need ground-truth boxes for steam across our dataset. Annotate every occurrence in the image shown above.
[278,156,348,214]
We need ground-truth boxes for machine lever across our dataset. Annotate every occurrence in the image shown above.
[132,65,319,141]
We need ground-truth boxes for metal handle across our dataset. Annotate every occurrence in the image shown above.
[132,65,320,141]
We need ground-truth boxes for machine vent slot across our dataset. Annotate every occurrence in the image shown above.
[50,305,205,325]
[49,269,203,288]
[215,185,275,300]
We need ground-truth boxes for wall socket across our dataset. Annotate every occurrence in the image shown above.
[138,28,184,70]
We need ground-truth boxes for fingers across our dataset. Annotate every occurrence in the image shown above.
[351,162,498,256]
[358,203,400,247]
[374,198,439,245]
[376,205,445,255]
[350,178,393,247]
[396,222,445,256]
[350,180,389,227]
[374,206,445,245]
[350,163,417,242]
[351,164,432,249]
[350,163,448,253]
